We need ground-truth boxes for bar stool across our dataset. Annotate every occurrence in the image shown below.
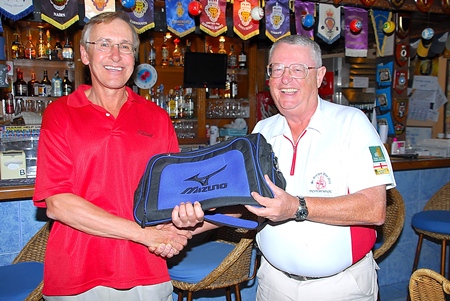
[411,182,450,278]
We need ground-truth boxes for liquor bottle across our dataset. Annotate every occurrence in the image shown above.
[186,40,192,53]
[39,70,52,97]
[46,30,53,60]
[62,70,73,95]
[228,44,237,69]
[53,39,63,61]
[148,38,156,66]
[230,72,238,99]
[24,30,36,59]
[28,72,39,96]
[11,30,24,59]
[173,38,181,67]
[52,71,63,97]
[168,88,178,119]
[238,42,247,69]
[5,93,15,115]
[218,37,227,54]
[14,68,28,96]
[208,45,214,53]
[177,87,185,118]
[161,37,169,66]
[62,36,74,61]
[36,28,48,59]
[184,88,195,119]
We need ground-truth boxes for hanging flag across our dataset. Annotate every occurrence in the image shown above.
[199,0,227,37]
[0,0,33,21]
[370,9,392,57]
[125,0,155,34]
[84,0,116,22]
[233,0,259,40]
[265,0,290,42]
[317,4,340,45]
[166,0,195,37]
[40,0,79,30]
[344,7,368,57]
[294,1,315,40]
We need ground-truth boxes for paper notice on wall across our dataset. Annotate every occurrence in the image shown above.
[407,76,448,122]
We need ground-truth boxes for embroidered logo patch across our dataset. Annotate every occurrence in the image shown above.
[369,146,390,175]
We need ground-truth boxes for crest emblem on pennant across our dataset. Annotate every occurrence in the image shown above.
[92,0,109,11]
[205,0,220,22]
[238,0,252,26]
[325,9,335,31]
[134,0,148,17]
[394,70,408,94]
[395,44,409,67]
[270,3,285,29]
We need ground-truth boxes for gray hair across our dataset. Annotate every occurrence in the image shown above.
[80,11,140,59]
[268,35,322,67]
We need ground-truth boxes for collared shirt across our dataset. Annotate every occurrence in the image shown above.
[253,97,395,277]
[33,84,179,295]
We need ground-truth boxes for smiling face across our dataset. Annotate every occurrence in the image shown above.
[80,18,136,91]
[268,42,326,119]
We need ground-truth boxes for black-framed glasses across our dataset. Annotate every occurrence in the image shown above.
[86,39,135,54]
[267,63,319,79]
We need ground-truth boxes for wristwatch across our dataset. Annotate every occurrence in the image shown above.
[295,196,309,221]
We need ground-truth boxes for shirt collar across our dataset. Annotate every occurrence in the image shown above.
[67,85,144,108]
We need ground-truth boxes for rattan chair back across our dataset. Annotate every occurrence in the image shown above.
[171,226,256,301]
[409,268,450,301]
[423,181,450,211]
[12,221,52,301]
[373,188,405,260]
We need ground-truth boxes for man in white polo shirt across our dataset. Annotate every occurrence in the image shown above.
[245,35,396,301]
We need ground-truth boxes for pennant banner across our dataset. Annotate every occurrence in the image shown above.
[370,9,392,57]
[84,0,116,22]
[41,0,79,30]
[125,0,155,34]
[265,0,290,42]
[317,4,340,44]
[166,0,195,37]
[200,0,227,37]
[344,7,368,57]
[233,0,259,40]
[294,1,315,40]
[0,0,33,21]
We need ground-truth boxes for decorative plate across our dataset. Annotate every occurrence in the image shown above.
[134,64,158,89]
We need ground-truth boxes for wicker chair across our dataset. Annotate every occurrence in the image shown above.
[373,187,405,260]
[409,268,450,301]
[5,221,52,301]
[169,226,257,301]
[411,182,450,277]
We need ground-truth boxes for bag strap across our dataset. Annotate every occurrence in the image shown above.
[204,213,259,229]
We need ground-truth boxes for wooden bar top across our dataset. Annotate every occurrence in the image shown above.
[1,157,450,201]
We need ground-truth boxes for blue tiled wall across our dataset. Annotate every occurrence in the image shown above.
[1,167,449,298]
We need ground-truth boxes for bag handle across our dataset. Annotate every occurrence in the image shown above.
[204,212,259,229]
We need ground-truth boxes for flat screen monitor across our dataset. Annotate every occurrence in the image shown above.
[183,52,227,89]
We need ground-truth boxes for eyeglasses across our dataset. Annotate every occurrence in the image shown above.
[86,39,135,54]
[267,63,319,79]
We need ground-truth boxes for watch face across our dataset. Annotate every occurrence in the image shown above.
[134,64,158,89]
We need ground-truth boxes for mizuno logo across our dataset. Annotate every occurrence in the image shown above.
[181,165,228,195]
[184,165,227,186]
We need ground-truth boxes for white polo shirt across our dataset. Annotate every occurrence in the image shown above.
[253,98,396,277]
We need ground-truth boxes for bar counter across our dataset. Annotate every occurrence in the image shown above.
[1,156,450,201]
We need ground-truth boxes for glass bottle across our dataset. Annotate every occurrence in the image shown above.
[62,36,74,61]
[185,88,195,119]
[36,28,48,59]
[238,42,247,69]
[62,70,73,96]
[228,44,237,69]
[39,70,52,97]
[46,30,53,60]
[230,72,238,99]
[53,38,63,61]
[24,30,36,59]
[173,38,181,67]
[5,93,15,115]
[161,37,169,66]
[51,71,62,97]
[148,38,156,66]
[218,37,227,54]
[11,30,24,59]
[28,72,39,96]
[168,88,178,118]
[14,68,28,96]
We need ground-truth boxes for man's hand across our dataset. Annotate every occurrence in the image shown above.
[171,201,205,228]
[245,175,297,222]
[145,223,192,258]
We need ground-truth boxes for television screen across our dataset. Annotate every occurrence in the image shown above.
[183,52,228,89]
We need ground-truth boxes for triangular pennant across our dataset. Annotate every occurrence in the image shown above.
[199,0,228,37]
[344,7,368,57]
[84,0,116,22]
[0,0,33,21]
[233,0,260,40]
[41,0,79,30]
[166,0,195,37]
[294,0,315,40]
[124,0,155,34]
[370,9,392,57]
[316,4,340,44]
[265,0,290,42]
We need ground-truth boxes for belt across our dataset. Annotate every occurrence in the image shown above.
[283,272,323,281]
